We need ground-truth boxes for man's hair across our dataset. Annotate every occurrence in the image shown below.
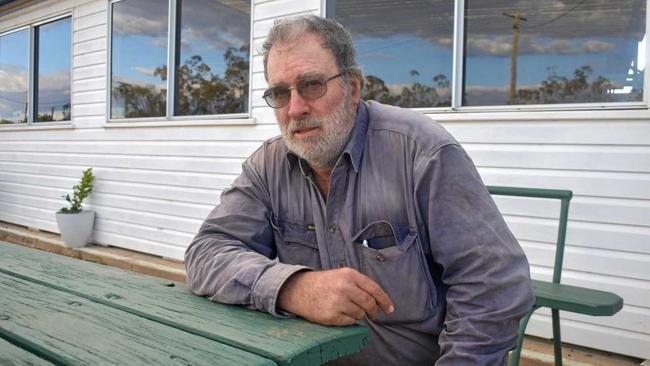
[261,15,362,84]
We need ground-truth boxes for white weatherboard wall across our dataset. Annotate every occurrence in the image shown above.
[0,0,649,360]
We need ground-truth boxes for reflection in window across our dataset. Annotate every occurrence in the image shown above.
[35,17,71,122]
[464,0,646,106]
[330,0,453,108]
[111,0,168,119]
[175,0,250,115]
[0,29,29,124]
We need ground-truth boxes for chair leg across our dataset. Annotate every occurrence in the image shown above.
[552,309,563,366]
[510,309,535,366]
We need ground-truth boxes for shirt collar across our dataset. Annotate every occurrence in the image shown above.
[285,101,368,174]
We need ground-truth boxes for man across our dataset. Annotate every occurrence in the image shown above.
[185,15,534,365]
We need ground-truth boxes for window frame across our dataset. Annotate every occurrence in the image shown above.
[106,0,254,123]
[0,12,72,126]
[324,0,650,113]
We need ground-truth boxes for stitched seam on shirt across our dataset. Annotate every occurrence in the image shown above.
[367,126,459,158]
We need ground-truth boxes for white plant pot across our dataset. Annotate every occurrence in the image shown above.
[55,210,95,248]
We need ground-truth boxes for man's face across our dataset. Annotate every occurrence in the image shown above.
[266,33,361,168]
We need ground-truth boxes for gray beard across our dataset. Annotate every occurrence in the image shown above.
[281,96,357,169]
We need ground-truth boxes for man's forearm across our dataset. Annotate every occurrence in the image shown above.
[185,236,308,315]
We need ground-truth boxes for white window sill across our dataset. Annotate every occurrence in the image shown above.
[0,122,74,132]
[103,117,256,128]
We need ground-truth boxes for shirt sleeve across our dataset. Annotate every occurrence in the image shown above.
[414,144,535,365]
[184,157,310,316]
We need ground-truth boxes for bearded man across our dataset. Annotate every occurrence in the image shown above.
[185,15,534,366]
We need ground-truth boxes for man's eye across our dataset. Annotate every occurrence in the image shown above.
[303,79,325,88]
[272,88,290,97]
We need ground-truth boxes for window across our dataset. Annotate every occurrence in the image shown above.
[0,29,29,124]
[329,0,646,110]
[109,0,251,120]
[35,17,72,122]
[0,16,70,125]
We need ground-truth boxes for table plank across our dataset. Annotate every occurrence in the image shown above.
[0,272,275,366]
[0,337,56,366]
[0,241,369,366]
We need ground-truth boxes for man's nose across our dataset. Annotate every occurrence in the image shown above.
[286,89,310,119]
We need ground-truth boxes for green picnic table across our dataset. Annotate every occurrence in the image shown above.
[0,241,369,365]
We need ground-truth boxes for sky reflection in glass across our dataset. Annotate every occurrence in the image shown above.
[0,29,29,124]
[35,17,71,122]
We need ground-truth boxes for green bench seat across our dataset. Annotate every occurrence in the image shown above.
[486,186,624,366]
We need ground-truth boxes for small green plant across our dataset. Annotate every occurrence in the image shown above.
[59,168,95,214]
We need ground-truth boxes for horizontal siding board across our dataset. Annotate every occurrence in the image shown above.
[0,125,279,142]
[254,0,319,20]
[73,90,106,104]
[507,217,650,254]
[0,164,236,190]
[73,10,106,31]
[534,306,650,335]
[73,64,106,80]
[73,51,106,68]
[527,314,650,359]
[522,241,650,281]
[73,24,106,43]
[72,77,106,92]
[480,168,650,200]
[91,193,213,220]
[442,121,650,145]
[94,217,195,247]
[466,145,650,173]
[73,0,107,18]
[0,140,259,158]
[73,37,106,55]
[493,196,650,227]
[72,102,106,116]
[0,212,58,233]
[0,152,245,174]
[93,230,187,260]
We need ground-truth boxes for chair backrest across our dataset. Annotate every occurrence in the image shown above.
[487,186,573,284]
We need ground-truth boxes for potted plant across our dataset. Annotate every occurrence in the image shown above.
[56,168,96,248]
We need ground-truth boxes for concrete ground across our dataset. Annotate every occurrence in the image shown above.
[0,221,644,366]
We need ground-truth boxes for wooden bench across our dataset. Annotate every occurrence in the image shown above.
[487,186,624,366]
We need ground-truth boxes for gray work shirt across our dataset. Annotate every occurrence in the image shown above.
[185,100,534,365]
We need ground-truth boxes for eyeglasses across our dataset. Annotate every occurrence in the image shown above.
[263,73,344,109]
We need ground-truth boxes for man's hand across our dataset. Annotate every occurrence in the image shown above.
[277,268,394,326]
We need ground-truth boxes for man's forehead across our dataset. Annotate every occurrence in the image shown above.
[266,33,337,82]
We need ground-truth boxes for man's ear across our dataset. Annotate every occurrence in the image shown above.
[350,75,362,102]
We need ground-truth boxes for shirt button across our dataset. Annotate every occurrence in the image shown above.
[328,224,337,233]
[376,254,385,262]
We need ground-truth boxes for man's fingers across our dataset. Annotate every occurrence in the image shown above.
[348,286,378,320]
[353,273,395,315]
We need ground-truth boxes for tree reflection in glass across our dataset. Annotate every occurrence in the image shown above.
[464,0,646,106]
[331,0,453,108]
[110,0,168,119]
[0,29,29,124]
[35,17,71,122]
[173,0,250,115]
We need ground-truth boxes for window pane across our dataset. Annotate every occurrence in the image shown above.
[0,29,29,124]
[464,0,646,106]
[175,0,250,115]
[330,0,454,108]
[111,0,168,118]
[35,17,71,122]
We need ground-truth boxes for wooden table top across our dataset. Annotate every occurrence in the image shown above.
[0,241,369,365]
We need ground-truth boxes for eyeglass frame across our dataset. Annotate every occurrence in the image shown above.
[262,72,346,109]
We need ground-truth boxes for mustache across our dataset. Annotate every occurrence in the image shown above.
[288,118,322,133]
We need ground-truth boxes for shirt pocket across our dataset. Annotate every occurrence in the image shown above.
[271,217,321,270]
[353,220,435,323]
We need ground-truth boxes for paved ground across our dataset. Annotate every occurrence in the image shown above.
[0,221,643,366]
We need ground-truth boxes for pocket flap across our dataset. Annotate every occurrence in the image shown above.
[271,216,319,250]
[352,220,415,250]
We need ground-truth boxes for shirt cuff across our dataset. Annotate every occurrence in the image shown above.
[252,263,312,317]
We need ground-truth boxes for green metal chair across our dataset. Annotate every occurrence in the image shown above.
[487,186,624,366]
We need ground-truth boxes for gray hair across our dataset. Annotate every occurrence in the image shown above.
[261,15,362,84]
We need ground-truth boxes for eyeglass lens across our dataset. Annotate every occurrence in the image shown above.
[263,74,342,108]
